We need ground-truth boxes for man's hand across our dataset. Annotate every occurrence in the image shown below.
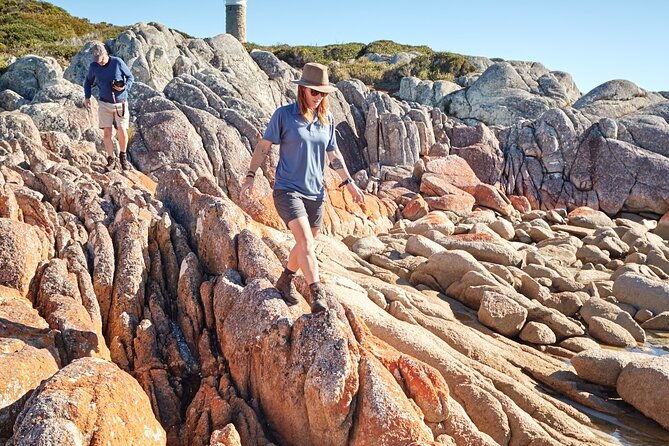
[346,182,365,204]
[84,98,91,110]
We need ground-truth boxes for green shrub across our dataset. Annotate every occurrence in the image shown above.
[323,43,365,62]
[242,40,475,92]
[330,60,390,87]
[409,52,475,82]
[360,40,432,57]
[245,42,367,66]
[272,45,326,66]
[0,0,126,67]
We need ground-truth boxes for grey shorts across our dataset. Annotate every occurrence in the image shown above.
[273,189,325,228]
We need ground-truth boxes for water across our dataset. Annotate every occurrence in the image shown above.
[639,331,669,357]
[570,331,669,446]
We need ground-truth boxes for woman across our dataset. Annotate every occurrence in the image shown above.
[240,62,365,313]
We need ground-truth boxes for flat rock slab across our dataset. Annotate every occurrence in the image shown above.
[551,224,595,238]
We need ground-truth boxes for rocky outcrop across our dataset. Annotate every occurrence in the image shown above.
[447,61,580,126]
[0,285,60,439]
[9,357,166,445]
[573,80,666,120]
[2,19,669,446]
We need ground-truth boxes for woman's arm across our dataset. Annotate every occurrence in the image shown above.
[327,149,365,204]
[240,138,273,195]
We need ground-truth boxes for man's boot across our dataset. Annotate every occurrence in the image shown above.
[119,151,130,171]
[105,155,116,172]
[309,282,327,313]
[275,269,300,305]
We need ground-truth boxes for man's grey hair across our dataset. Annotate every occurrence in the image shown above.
[88,41,108,61]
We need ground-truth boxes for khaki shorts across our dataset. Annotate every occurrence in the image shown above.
[98,100,129,129]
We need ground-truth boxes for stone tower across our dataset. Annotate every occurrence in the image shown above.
[226,0,247,43]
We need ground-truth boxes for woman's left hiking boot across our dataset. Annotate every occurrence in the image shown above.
[309,282,328,313]
[275,269,300,305]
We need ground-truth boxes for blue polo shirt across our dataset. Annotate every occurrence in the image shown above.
[263,103,337,199]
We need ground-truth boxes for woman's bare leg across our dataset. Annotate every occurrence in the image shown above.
[286,217,319,283]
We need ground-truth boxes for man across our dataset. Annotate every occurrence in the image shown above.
[83,41,134,171]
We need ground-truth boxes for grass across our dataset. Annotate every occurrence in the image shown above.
[246,40,476,92]
[0,0,126,72]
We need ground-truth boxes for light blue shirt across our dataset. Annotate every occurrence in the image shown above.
[263,103,337,199]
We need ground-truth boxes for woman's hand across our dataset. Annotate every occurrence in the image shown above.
[346,182,365,204]
[240,175,255,196]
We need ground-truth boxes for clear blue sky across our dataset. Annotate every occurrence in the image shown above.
[48,0,668,94]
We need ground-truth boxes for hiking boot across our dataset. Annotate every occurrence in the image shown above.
[105,155,117,172]
[119,152,130,171]
[309,283,328,313]
[275,270,300,305]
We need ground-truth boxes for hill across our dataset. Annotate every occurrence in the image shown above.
[0,0,125,70]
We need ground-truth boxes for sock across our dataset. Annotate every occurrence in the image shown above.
[284,267,296,276]
[309,281,322,292]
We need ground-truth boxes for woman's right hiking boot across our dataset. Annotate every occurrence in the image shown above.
[275,269,300,305]
[309,282,328,313]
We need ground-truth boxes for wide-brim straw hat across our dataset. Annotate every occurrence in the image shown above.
[291,62,338,93]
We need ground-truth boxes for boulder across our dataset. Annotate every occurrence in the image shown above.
[410,249,493,292]
[210,424,242,446]
[613,272,669,315]
[403,194,429,221]
[429,232,523,267]
[567,207,614,229]
[423,155,481,190]
[617,357,669,430]
[641,311,669,331]
[404,212,455,237]
[572,349,647,387]
[573,80,665,119]
[0,219,49,296]
[575,245,611,265]
[405,235,446,259]
[0,56,62,100]
[559,337,600,353]
[478,292,528,337]
[488,218,515,240]
[519,321,556,345]
[580,297,646,342]
[10,357,166,445]
[587,316,637,348]
[351,235,386,261]
[0,286,60,438]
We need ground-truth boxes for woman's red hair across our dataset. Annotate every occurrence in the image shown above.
[297,86,329,125]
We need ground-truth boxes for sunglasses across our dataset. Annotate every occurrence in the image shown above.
[308,88,328,97]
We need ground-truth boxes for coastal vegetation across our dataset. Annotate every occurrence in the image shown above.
[0,0,125,70]
[0,0,475,92]
[246,40,476,91]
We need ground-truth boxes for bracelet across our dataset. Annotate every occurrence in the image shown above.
[246,171,255,178]
[338,178,352,188]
